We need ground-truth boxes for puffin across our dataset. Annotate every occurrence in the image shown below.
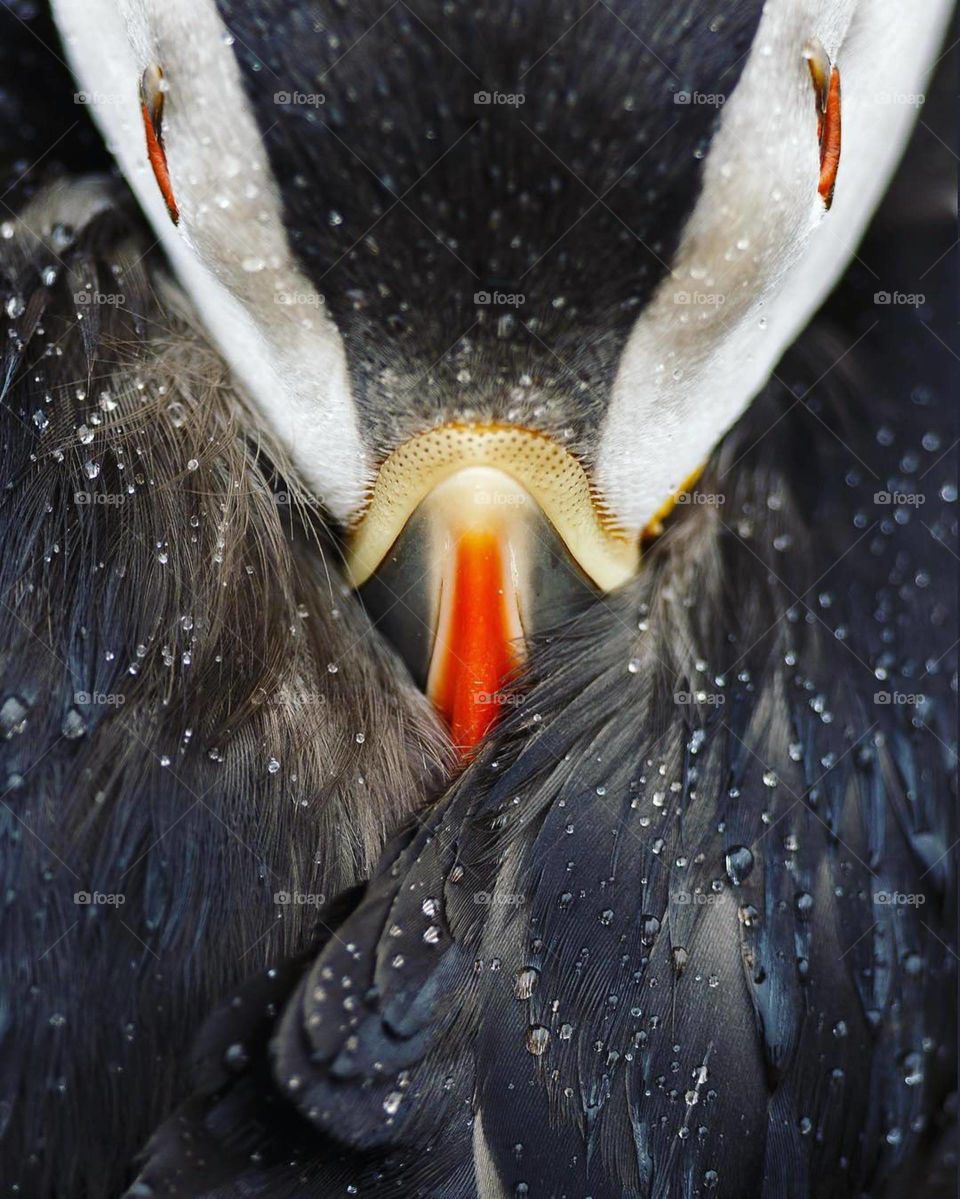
[0,0,953,1195]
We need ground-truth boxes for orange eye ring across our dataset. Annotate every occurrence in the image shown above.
[140,65,179,226]
[817,66,842,209]
[804,39,841,210]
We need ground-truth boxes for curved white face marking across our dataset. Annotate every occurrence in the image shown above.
[597,0,951,535]
[51,0,368,520]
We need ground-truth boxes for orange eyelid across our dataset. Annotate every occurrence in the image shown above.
[804,39,841,211]
[140,66,179,226]
[818,67,842,209]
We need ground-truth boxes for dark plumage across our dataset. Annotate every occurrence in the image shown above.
[0,1,110,205]
[0,182,449,1196]
[126,86,958,1196]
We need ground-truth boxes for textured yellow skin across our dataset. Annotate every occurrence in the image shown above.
[345,423,640,593]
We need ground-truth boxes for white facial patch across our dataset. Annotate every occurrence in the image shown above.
[51,0,368,519]
[597,0,951,534]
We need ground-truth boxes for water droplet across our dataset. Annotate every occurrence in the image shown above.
[640,914,660,947]
[0,695,29,738]
[526,1025,550,1056]
[514,968,539,1000]
[167,401,187,428]
[61,708,87,739]
[724,845,754,885]
[738,904,760,928]
[224,1042,249,1072]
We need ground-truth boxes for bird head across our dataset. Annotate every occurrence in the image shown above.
[52,0,949,751]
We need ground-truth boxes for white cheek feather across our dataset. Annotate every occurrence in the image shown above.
[597,0,952,535]
[51,0,368,520]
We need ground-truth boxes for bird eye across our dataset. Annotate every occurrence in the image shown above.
[804,38,841,210]
[140,64,180,225]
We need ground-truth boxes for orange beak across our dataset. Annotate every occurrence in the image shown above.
[427,529,520,755]
[345,424,641,760]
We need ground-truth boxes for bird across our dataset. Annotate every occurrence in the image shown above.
[0,0,954,1196]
